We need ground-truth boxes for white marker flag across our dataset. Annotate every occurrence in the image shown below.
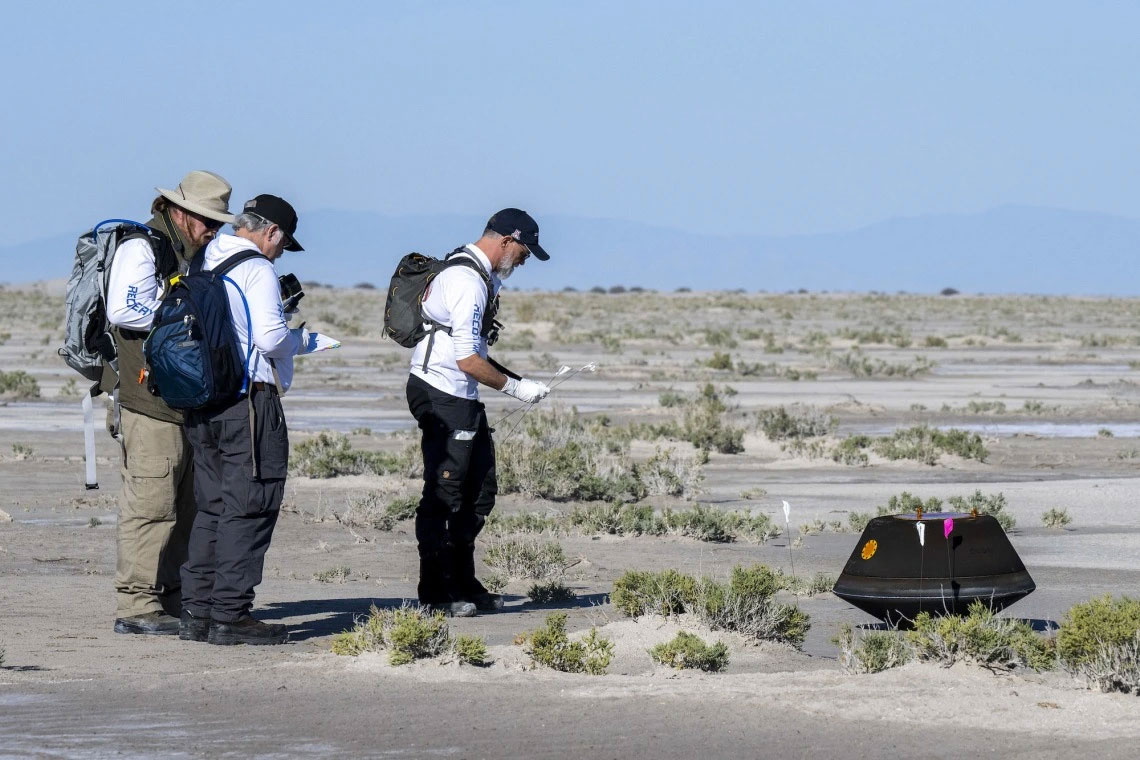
[916,521,926,547]
[782,500,791,523]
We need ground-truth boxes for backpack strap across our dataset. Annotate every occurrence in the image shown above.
[209,249,267,277]
[419,249,495,372]
[119,224,178,281]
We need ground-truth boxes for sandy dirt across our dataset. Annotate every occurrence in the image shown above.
[2,286,1140,758]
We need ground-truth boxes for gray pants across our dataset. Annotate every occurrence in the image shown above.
[180,386,288,623]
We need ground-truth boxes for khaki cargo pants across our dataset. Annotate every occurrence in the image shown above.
[114,407,196,617]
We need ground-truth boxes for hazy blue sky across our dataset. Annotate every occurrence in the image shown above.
[2,1,1138,247]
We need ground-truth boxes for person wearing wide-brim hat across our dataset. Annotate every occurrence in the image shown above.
[100,169,235,636]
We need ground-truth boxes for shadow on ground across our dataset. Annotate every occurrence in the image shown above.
[260,597,406,641]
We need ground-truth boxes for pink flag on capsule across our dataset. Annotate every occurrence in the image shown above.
[943,518,954,539]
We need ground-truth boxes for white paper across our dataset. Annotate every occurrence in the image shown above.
[298,331,341,355]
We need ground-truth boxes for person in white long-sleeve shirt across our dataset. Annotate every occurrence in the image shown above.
[179,194,307,646]
[406,208,553,616]
[101,170,235,637]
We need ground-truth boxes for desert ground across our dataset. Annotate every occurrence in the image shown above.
[2,283,1140,759]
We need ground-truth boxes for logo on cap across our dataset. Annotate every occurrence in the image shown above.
[244,200,257,210]
[511,230,522,241]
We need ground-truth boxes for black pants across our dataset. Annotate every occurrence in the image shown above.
[406,375,497,603]
[180,386,288,623]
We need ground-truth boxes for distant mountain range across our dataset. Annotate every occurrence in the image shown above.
[5,205,1138,295]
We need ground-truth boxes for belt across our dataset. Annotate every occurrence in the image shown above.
[249,381,278,394]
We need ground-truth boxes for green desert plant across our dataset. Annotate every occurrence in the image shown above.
[481,572,508,594]
[1057,596,1140,674]
[497,410,649,501]
[611,569,701,618]
[331,604,452,665]
[831,435,872,466]
[528,580,576,604]
[905,601,1054,671]
[703,351,734,370]
[10,443,34,460]
[834,623,912,674]
[756,406,836,441]
[828,427,987,467]
[872,426,988,465]
[1041,507,1073,529]
[783,573,836,597]
[568,502,665,537]
[484,511,564,536]
[312,566,351,583]
[342,492,419,530]
[520,612,613,675]
[289,432,413,478]
[661,504,778,543]
[649,631,730,672]
[483,538,567,580]
[946,490,1016,531]
[612,565,810,648]
[452,634,490,666]
[0,370,40,399]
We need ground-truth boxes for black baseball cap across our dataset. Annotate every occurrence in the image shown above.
[486,208,549,260]
[243,194,304,252]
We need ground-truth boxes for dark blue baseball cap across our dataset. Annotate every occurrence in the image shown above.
[487,208,549,260]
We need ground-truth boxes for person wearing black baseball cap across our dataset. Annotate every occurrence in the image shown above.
[178,194,311,645]
[239,194,304,253]
[484,207,549,266]
[405,208,552,616]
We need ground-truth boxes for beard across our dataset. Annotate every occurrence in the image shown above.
[496,259,516,280]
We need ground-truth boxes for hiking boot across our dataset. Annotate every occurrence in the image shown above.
[463,592,504,612]
[114,612,180,636]
[207,616,288,646]
[422,600,478,618]
[179,610,211,642]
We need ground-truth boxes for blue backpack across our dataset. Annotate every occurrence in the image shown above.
[143,250,265,410]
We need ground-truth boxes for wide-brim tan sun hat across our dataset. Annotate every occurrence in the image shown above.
[155,170,235,223]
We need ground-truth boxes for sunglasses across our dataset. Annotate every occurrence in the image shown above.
[187,210,225,231]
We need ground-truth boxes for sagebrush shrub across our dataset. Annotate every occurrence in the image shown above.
[453,634,490,666]
[756,406,836,441]
[1057,595,1140,669]
[521,612,613,675]
[611,565,810,648]
[0,370,40,399]
[905,602,1053,671]
[649,631,729,672]
[290,432,413,478]
[483,538,566,580]
[331,604,452,666]
[528,580,576,604]
[834,624,912,673]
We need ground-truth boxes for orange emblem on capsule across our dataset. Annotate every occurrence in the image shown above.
[861,539,878,560]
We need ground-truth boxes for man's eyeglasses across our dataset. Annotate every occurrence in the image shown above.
[189,210,225,231]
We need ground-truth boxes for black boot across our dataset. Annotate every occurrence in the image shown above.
[114,611,180,635]
[207,615,288,646]
[418,547,477,617]
[453,542,504,612]
[179,609,211,642]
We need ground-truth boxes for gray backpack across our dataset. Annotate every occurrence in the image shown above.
[59,219,172,382]
[58,219,173,488]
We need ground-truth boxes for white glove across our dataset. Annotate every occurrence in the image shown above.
[290,326,315,354]
[502,377,551,403]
